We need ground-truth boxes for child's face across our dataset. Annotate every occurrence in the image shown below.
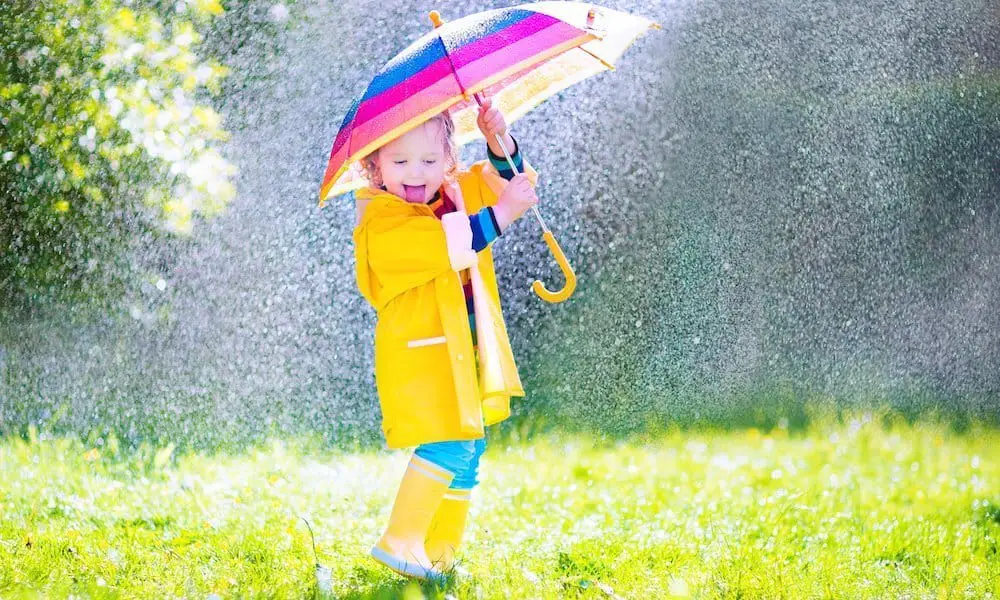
[376,120,448,204]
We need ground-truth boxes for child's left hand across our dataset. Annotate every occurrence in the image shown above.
[476,96,507,140]
[478,96,518,159]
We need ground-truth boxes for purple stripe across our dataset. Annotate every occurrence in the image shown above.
[448,12,561,70]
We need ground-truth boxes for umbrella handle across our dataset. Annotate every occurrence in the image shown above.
[472,93,576,303]
[533,231,576,303]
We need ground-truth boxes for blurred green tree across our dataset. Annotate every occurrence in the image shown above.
[0,0,235,309]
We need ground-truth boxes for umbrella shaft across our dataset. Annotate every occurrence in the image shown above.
[491,131,549,234]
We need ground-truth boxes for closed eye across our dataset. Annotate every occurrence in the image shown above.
[393,160,407,165]
[423,159,437,165]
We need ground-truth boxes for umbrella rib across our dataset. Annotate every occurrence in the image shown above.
[432,33,469,98]
[577,45,616,71]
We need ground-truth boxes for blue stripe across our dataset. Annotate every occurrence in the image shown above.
[470,211,487,251]
[490,151,522,175]
[362,35,445,101]
[341,96,360,127]
[493,161,522,180]
[488,207,502,235]
[331,96,362,154]
[480,208,498,241]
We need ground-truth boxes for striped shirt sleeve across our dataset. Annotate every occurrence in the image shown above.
[469,206,502,251]
[486,135,523,181]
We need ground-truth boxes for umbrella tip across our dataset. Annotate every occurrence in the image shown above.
[429,10,444,28]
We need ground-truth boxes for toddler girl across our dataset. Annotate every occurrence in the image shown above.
[352,98,538,579]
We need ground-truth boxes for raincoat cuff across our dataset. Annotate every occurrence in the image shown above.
[442,212,477,271]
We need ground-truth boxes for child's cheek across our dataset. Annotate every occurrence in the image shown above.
[382,163,402,186]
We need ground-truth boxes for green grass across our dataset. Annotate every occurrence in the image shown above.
[1,410,998,599]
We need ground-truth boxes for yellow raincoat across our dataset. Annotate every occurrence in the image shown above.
[353,160,538,449]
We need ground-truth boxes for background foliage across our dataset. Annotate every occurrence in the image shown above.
[0,0,235,310]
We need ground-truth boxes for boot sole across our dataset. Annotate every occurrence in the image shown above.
[370,546,446,582]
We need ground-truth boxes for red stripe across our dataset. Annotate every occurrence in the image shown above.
[324,15,585,194]
[348,14,559,134]
[339,15,570,162]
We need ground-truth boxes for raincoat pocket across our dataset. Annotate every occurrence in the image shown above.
[375,333,471,448]
[406,336,447,348]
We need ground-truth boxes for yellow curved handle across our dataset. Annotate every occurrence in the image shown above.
[532,230,576,303]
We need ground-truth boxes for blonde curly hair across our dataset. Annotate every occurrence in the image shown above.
[358,111,460,189]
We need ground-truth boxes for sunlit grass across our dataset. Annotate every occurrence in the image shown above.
[1,410,998,599]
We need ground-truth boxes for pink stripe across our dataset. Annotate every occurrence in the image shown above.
[353,57,459,130]
[450,13,563,70]
[455,23,587,90]
[348,76,460,156]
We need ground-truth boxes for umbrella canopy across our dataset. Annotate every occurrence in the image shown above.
[319,2,659,204]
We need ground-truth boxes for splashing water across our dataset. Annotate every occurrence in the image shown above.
[1,0,997,449]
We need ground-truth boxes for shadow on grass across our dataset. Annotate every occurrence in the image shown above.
[330,563,465,600]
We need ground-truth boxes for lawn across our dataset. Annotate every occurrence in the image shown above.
[1,410,998,599]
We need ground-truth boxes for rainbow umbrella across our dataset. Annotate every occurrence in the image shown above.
[319,1,660,302]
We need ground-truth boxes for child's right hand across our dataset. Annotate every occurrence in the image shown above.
[493,174,538,232]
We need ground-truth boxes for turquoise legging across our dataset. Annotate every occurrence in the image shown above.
[413,437,487,490]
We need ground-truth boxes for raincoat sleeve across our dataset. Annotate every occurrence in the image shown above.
[486,135,525,181]
[356,212,453,307]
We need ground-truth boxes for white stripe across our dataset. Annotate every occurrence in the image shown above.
[407,336,447,348]
[408,462,451,485]
[411,454,455,478]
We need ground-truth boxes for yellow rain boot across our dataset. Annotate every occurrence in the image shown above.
[425,488,472,571]
[371,455,454,580]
